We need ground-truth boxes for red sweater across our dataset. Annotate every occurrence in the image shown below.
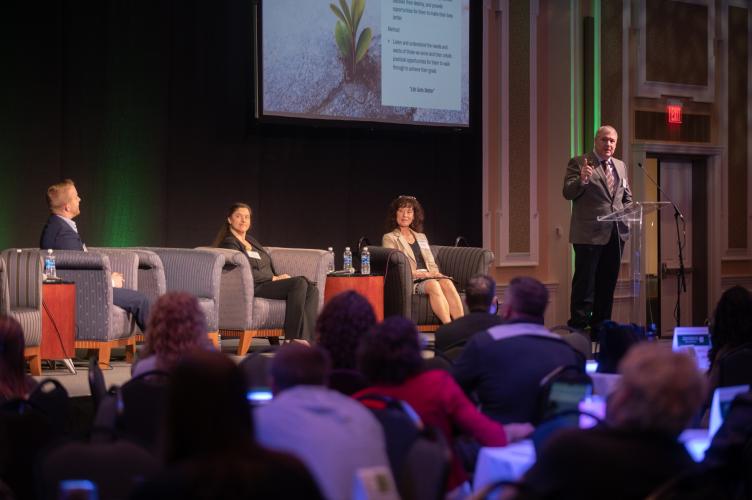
[353,369,508,490]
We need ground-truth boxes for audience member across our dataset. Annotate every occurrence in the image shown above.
[0,316,37,405]
[434,274,502,353]
[354,316,533,495]
[315,290,375,395]
[595,321,644,373]
[700,390,752,496]
[453,277,583,423]
[513,344,706,500]
[315,291,375,369]
[132,350,322,500]
[707,285,752,387]
[255,343,390,500]
[133,292,212,376]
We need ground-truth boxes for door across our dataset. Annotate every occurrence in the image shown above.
[659,160,693,337]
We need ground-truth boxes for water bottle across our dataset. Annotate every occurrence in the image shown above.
[343,247,353,273]
[327,247,335,273]
[360,246,371,275]
[44,249,57,279]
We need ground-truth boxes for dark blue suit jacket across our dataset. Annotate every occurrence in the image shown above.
[39,215,84,250]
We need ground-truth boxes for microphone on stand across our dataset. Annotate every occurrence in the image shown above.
[636,163,684,220]
[636,162,688,325]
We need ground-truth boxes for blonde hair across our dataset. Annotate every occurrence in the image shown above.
[609,343,706,436]
[46,179,76,211]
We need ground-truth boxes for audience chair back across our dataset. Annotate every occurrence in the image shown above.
[718,342,752,388]
[421,348,455,373]
[357,394,450,500]
[115,370,171,454]
[535,364,592,425]
[38,438,159,500]
[0,398,58,500]
[29,378,70,436]
[88,356,108,412]
[551,325,593,360]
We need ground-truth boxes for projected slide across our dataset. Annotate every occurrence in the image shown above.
[261,0,470,127]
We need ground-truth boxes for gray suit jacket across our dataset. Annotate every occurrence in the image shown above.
[563,152,633,245]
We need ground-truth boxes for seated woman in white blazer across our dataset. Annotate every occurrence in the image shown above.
[382,196,464,324]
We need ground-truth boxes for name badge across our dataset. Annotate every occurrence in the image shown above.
[82,244,88,253]
[622,178,627,188]
[417,240,430,250]
[246,251,261,260]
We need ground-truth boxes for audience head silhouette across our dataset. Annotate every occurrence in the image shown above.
[358,316,423,385]
[164,350,253,463]
[607,343,706,437]
[465,274,497,313]
[0,315,33,401]
[270,343,331,392]
[708,285,752,367]
[596,321,644,374]
[315,291,376,370]
[142,292,210,372]
[501,276,548,323]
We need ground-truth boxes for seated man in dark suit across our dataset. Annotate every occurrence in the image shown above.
[453,276,583,424]
[39,179,150,331]
[512,344,705,500]
[434,274,502,354]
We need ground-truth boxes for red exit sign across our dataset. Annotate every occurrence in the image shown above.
[667,104,683,124]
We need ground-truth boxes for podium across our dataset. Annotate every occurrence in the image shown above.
[597,201,670,326]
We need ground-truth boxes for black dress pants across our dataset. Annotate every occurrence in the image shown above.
[113,288,151,332]
[568,226,625,330]
[254,276,319,341]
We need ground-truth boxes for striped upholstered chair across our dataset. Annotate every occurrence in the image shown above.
[0,249,44,375]
[198,246,331,355]
[134,248,223,347]
[48,250,141,366]
[369,245,495,332]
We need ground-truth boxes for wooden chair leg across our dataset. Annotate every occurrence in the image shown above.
[208,332,220,350]
[237,331,254,356]
[98,345,112,369]
[124,339,136,363]
[28,353,42,376]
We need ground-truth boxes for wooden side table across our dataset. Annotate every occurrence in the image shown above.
[42,281,76,373]
[324,274,385,321]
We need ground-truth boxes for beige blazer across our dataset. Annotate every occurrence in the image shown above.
[382,229,440,276]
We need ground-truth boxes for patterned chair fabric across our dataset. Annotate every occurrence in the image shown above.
[92,248,167,304]
[50,250,138,342]
[197,247,331,333]
[370,245,495,327]
[135,248,223,333]
[0,249,43,347]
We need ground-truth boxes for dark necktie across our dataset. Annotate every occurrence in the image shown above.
[603,160,615,196]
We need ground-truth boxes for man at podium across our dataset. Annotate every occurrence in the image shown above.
[563,125,633,332]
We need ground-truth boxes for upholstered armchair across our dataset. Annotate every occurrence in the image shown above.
[51,250,140,366]
[92,248,166,306]
[197,246,331,354]
[0,249,44,375]
[369,245,495,331]
[134,248,223,346]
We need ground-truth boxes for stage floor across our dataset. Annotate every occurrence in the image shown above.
[33,337,272,398]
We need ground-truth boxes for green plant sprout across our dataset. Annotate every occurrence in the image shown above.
[330,0,373,78]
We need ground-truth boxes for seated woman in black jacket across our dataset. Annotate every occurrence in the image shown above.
[213,203,318,341]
